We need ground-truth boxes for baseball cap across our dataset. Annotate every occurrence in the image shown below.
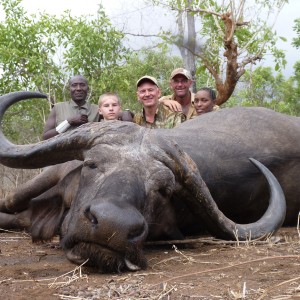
[136,76,158,87]
[170,68,192,80]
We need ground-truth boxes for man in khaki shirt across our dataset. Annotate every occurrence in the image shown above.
[134,76,185,129]
[159,68,197,120]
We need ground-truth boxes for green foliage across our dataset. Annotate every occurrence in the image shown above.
[225,65,300,116]
[292,61,300,100]
[0,0,297,147]
[151,0,288,102]
[0,0,129,143]
[292,18,300,48]
[1,98,49,143]
[115,48,183,112]
[201,1,287,70]
[53,7,130,103]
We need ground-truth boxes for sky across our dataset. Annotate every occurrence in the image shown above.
[0,0,299,77]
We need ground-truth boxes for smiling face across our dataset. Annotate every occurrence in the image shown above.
[194,90,216,115]
[170,74,193,100]
[136,81,161,108]
[69,75,89,104]
[98,95,121,121]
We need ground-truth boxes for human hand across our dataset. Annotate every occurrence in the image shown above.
[68,114,88,126]
[161,99,182,112]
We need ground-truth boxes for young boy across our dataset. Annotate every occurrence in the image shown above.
[98,92,122,121]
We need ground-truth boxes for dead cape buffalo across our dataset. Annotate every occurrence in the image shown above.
[0,91,298,273]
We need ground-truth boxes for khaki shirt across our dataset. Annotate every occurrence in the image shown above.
[159,92,197,120]
[212,105,220,112]
[55,100,99,128]
[133,103,186,129]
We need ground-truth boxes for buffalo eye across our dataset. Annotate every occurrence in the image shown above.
[158,187,172,198]
[84,160,97,169]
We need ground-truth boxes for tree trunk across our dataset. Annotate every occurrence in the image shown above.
[176,0,197,93]
[186,0,197,93]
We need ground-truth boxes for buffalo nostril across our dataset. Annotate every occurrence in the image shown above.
[127,223,147,242]
[84,206,98,224]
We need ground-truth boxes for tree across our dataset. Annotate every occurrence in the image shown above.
[0,0,129,143]
[292,61,300,101]
[116,48,183,111]
[174,0,197,92]
[151,0,287,105]
[226,65,300,115]
[292,18,300,48]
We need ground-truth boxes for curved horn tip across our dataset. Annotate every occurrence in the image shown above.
[249,157,256,163]
[19,91,48,98]
[249,157,262,168]
[0,91,48,101]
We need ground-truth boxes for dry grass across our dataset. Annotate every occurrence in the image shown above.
[0,211,299,299]
[0,166,41,197]
[0,164,299,299]
[12,260,89,288]
[0,228,30,241]
[54,232,298,300]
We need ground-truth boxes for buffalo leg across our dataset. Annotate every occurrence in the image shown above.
[0,210,31,230]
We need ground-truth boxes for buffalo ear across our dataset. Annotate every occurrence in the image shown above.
[156,130,285,240]
[29,189,65,242]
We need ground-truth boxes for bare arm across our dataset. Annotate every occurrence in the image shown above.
[43,108,58,140]
[160,99,183,112]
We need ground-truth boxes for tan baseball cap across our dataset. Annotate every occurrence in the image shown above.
[136,76,158,87]
[170,68,192,80]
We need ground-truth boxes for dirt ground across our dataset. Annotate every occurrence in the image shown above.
[0,227,299,300]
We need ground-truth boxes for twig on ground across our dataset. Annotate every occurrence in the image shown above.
[233,227,240,247]
[0,239,27,242]
[151,255,300,288]
[0,228,30,236]
[145,235,280,246]
[0,278,12,284]
[0,236,28,239]
[53,295,85,300]
[172,245,196,263]
[257,275,300,300]
[157,283,177,299]
[0,230,30,243]
[12,259,89,288]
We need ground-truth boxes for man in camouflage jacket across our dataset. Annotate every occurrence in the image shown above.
[134,76,185,129]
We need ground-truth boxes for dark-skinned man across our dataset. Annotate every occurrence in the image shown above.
[43,75,99,140]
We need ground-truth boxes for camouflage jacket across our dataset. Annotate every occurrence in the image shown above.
[159,92,197,120]
[133,103,186,129]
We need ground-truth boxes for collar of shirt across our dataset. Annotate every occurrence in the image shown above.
[70,99,89,114]
[170,92,196,119]
[171,91,195,103]
[70,99,88,108]
[142,103,166,123]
